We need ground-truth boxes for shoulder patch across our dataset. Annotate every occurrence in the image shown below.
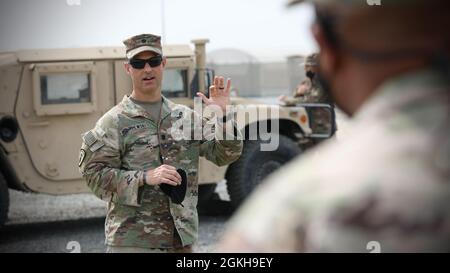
[83,131,97,146]
[82,130,105,152]
[89,141,105,152]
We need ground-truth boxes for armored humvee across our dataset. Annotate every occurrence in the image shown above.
[0,39,335,226]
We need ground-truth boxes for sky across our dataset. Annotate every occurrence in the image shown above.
[0,0,318,62]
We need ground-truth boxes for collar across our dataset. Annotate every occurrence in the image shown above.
[120,94,173,121]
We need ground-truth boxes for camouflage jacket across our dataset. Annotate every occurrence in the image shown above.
[223,67,450,252]
[297,77,330,104]
[79,95,242,249]
[284,77,330,106]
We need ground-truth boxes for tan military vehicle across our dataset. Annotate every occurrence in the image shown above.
[0,39,335,226]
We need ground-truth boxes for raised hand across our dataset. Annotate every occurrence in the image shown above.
[196,76,231,112]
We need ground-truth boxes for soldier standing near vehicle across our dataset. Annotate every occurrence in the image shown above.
[299,53,335,136]
[297,53,331,104]
[281,53,329,106]
[218,0,450,252]
[283,53,335,136]
[78,33,242,253]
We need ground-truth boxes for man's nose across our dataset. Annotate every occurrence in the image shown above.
[143,62,152,72]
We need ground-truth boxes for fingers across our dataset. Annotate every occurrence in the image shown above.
[166,169,182,183]
[210,76,229,97]
[196,92,210,104]
[225,78,231,94]
[164,172,181,185]
[209,85,217,97]
[161,165,181,185]
[214,76,219,88]
[161,164,176,171]
[218,77,224,90]
[161,178,179,186]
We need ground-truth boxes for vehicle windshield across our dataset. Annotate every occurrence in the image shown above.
[162,69,188,98]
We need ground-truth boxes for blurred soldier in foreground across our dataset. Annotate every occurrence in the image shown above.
[79,34,242,253]
[218,0,450,252]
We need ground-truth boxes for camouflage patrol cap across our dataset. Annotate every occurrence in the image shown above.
[123,33,163,59]
[302,53,319,66]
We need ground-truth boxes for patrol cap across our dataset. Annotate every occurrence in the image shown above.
[159,169,187,205]
[123,33,163,59]
[301,53,319,66]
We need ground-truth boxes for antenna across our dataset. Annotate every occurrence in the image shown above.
[161,0,166,44]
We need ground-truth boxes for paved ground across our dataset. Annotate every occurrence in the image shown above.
[1,181,231,253]
[0,214,228,253]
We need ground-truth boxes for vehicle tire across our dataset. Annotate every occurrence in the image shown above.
[0,173,9,227]
[197,184,233,216]
[198,184,217,205]
[225,135,301,210]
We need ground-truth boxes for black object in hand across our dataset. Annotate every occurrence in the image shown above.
[159,169,187,205]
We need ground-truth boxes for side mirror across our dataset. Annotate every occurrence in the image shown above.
[0,116,19,143]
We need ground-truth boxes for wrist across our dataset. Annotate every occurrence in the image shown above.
[219,111,234,123]
[140,171,147,187]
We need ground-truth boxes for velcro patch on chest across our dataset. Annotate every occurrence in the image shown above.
[121,124,146,136]
[171,109,184,119]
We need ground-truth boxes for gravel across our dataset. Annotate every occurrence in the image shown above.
[3,182,231,253]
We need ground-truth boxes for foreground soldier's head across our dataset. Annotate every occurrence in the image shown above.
[290,0,450,116]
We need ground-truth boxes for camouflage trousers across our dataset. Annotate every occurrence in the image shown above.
[105,230,193,253]
[106,245,192,253]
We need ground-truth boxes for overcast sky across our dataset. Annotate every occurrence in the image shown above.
[0,0,318,61]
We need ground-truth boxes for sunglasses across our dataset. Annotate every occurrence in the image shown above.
[129,55,163,69]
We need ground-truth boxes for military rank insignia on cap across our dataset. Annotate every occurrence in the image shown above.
[123,33,163,59]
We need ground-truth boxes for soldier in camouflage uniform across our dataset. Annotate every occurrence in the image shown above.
[78,34,242,253]
[283,53,330,105]
[218,0,450,252]
[299,53,335,136]
[283,53,335,136]
[297,53,331,104]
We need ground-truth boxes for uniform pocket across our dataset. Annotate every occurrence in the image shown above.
[124,133,160,169]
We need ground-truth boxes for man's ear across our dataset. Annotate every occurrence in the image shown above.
[124,62,131,75]
[162,57,167,68]
[312,22,339,77]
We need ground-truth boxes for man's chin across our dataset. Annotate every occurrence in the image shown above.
[140,85,159,94]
